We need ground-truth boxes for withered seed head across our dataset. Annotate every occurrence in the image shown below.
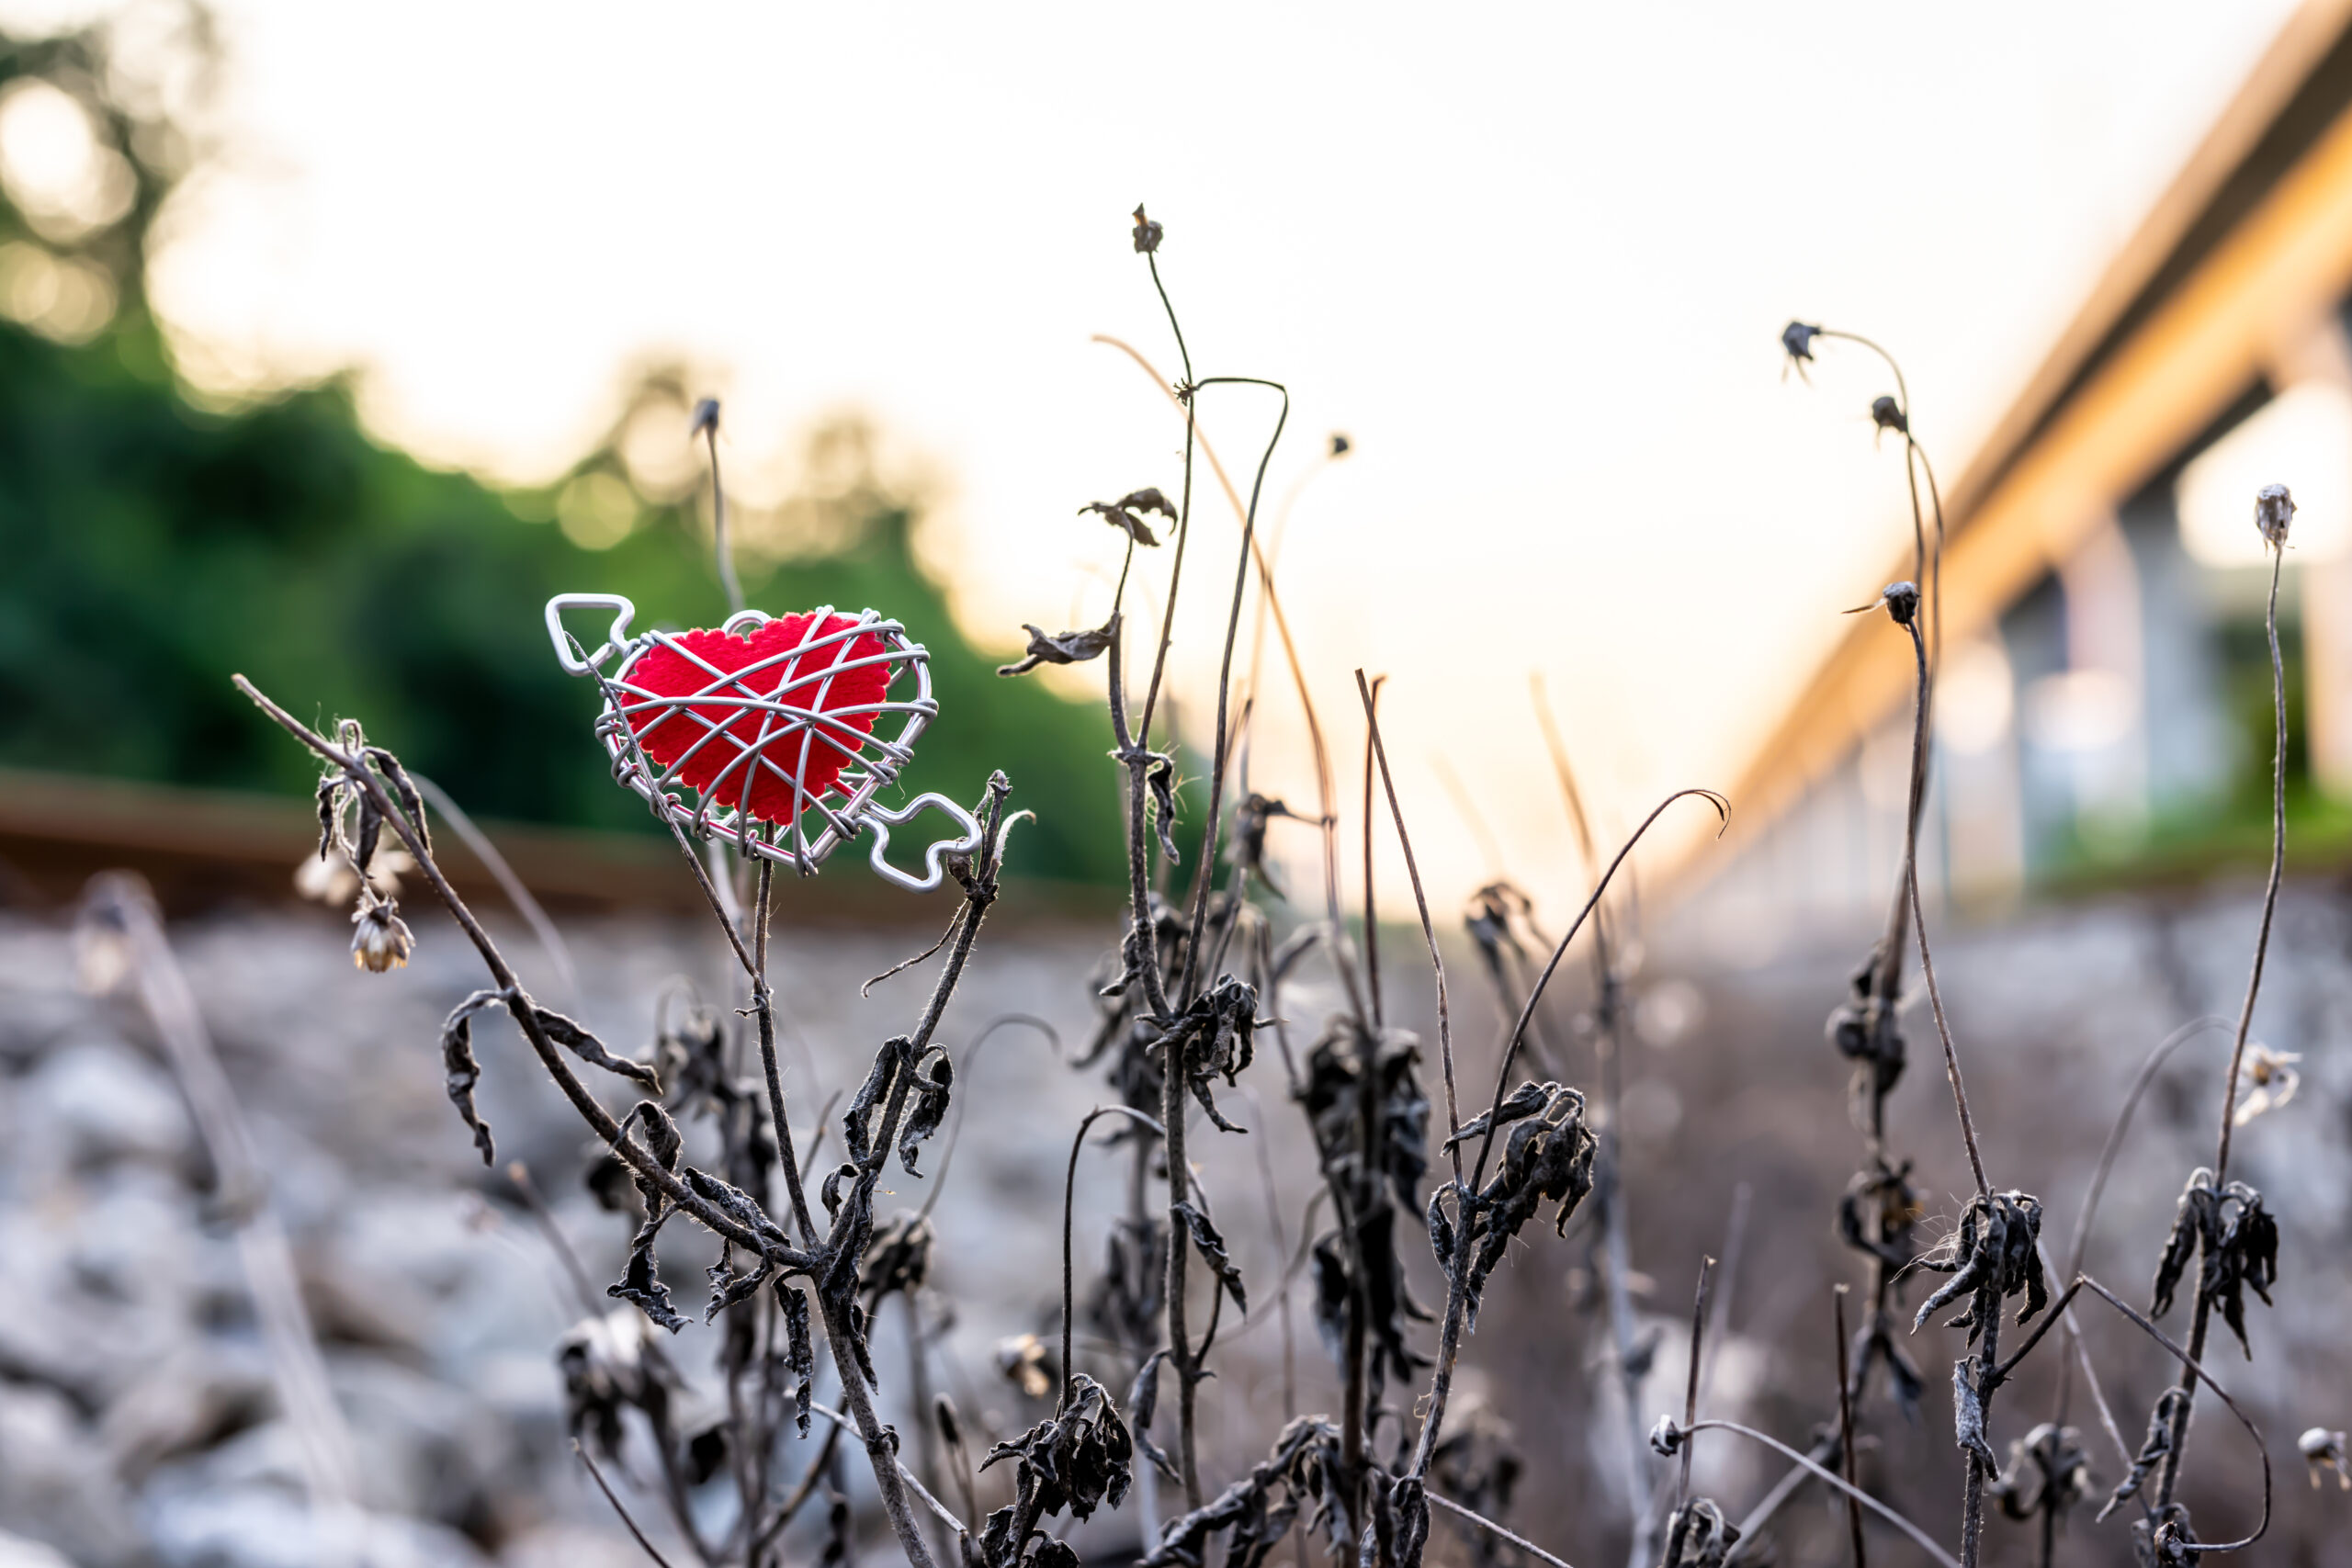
[2256,482,2295,546]
[351,893,414,973]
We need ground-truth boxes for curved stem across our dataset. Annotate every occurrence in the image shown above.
[1471,788,1729,1190]
[704,418,744,617]
[1427,1491,1581,1568]
[2051,1016,2228,1423]
[409,773,580,1001]
[1061,1106,1167,1410]
[918,1015,1062,1222]
[1991,1275,2271,1553]
[1178,376,1292,1007]
[2215,543,2288,1187]
[1091,334,1354,1010]
[2157,541,2287,1511]
[1897,617,1988,1197]
[1681,1421,1961,1568]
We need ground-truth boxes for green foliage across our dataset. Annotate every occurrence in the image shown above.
[0,318,1128,882]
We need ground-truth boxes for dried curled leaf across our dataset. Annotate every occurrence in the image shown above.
[1144,1416,1345,1568]
[1837,1156,1921,1269]
[1990,1422,2090,1523]
[1158,976,1260,1134]
[1952,1355,1997,1472]
[610,1211,687,1333]
[1126,1349,1182,1485]
[998,621,1116,677]
[606,1100,688,1333]
[2132,1502,2201,1567]
[1826,944,1905,1127]
[842,1035,955,1177]
[1657,1496,1740,1567]
[703,1243,771,1324]
[1080,487,1174,547]
[1171,1201,1247,1314]
[1910,1189,2048,1344]
[1147,755,1183,865]
[536,1004,662,1093]
[2099,1387,2189,1522]
[861,1211,934,1303]
[778,1280,815,1437]
[2150,1168,2277,1359]
[438,989,503,1165]
[978,1371,1134,1564]
[1230,793,1306,900]
[1439,1082,1598,1326]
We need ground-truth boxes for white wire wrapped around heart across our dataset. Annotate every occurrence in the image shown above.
[545,592,982,892]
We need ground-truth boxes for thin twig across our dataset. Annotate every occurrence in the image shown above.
[1427,1491,1582,1568]
[410,772,580,1001]
[575,1439,680,1568]
[1356,671,1461,1168]
[1682,1421,1961,1568]
[1471,788,1728,1190]
[507,1161,602,1317]
[1833,1285,1867,1568]
[2158,539,2287,1511]
[1677,1258,1716,1511]
[1061,1106,1167,1409]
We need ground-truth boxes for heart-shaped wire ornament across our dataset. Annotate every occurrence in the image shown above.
[546,592,981,892]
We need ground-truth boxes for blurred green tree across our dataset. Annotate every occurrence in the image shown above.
[0,10,1125,884]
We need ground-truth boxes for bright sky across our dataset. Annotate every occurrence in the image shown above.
[13,0,2315,920]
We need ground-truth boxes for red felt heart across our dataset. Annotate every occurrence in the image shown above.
[624,613,893,826]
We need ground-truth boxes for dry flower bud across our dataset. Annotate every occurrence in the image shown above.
[351,893,415,973]
[2301,1427,2348,1490]
[689,397,719,439]
[2304,1429,2342,1495]
[1882,581,1919,626]
[2233,1043,2301,1126]
[1132,203,1163,254]
[1781,321,1821,367]
[1648,1414,1685,1456]
[1871,395,1908,437]
[2256,482,2294,545]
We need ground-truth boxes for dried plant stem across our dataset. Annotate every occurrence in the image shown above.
[1676,1258,1715,1510]
[408,772,579,1000]
[1896,617,1988,1199]
[2051,1016,2227,1426]
[1091,333,1351,961]
[1060,1106,1166,1410]
[89,875,362,1529]
[1991,1275,2270,1553]
[1470,787,1728,1190]
[233,674,965,1568]
[1883,613,1998,1568]
[1160,1063,1203,1506]
[1833,1285,1867,1568]
[1529,676,1657,1564]
[1681,1422,1960,1568]
[235,677,800,1260]
[1356,672,1462,1165]
[576,1438,681,1568]
[1427,1491,1582,1568]
[1362,674,1385,1027]
[2157,542,2288,1510]
[702,413,743,616]
[1176,375,1291,1005]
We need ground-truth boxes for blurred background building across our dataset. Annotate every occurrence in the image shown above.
[1688,0,2352,947]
